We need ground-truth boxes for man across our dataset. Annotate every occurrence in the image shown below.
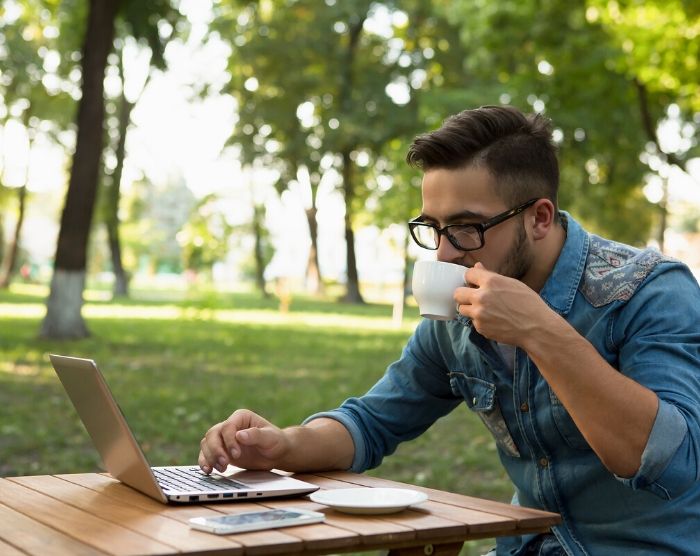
[199,106,700,554]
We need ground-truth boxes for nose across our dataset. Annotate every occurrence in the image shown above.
[435,234,463,264]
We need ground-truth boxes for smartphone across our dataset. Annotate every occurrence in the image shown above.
[188,507,325,535]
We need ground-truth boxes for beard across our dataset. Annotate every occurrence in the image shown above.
[499,218,532,281]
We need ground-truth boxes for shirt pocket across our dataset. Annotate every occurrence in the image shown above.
[449,372,520,458]
[548,387,591,450]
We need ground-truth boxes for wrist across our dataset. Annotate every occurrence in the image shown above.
[520,306,573,358]
[276,425,303,471]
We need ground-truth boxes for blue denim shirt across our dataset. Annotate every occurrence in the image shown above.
[307,213,700,555]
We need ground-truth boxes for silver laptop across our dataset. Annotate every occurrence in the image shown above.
[49,354,319,504]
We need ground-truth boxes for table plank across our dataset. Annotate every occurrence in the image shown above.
[316,471,560,530]
[0,537,27,556]
[10,475,241,554]
[60,473,252,537]
[0,502,106,556]
[0,478,174,555]
[256,503,361,551]
[63,473,308,555]
[295,473,515,534]
[262,498,418,546]
[269,490,468,539]
[209,528,304,556]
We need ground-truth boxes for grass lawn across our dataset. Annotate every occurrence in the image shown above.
[0,284,512,555]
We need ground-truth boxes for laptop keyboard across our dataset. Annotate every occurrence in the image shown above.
[153,467,248,493]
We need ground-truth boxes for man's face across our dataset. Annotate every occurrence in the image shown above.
[419,165,534,280]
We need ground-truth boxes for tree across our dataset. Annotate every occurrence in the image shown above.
[40,0,121,339]
[0,126,30,289]
[40,0,181,338]
[213,0,425,303]
[442,0,700,246]
[365,137,422,303]
[99,6,181,299]
[586,0,700,249]
[0,0,77,289]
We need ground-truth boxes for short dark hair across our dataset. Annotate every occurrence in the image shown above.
[406,105,559,208]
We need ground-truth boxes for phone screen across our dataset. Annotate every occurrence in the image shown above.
[211,509,306,525]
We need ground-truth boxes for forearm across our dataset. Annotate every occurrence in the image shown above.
[278,418,355,472]
[523,311,659,477]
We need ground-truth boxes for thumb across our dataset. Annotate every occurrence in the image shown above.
[236,426,279,449]
[474,261,486,270]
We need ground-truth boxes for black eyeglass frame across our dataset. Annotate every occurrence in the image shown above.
[408,198,539,252]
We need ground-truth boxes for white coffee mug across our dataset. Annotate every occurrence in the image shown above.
[412,260,468,320]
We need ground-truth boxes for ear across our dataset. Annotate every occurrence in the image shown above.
[530,199,557,241]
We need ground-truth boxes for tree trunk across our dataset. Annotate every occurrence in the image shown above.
[0,184,28,289]
[337,16,365,304]
[0,115,32,289]
[106,88,134,298]
[304,205,324,295]
[633,77,676,253]
[634,78,686,171]
[41,270,90,338]
[107,219,128,296]
[402,229,412,302]
[252,203,269,297]
[340,150,364,304]
[657,177,669,253]
[0,211,5,266]
[40,0,121,339]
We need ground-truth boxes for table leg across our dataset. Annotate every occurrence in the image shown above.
[387,541,464,555]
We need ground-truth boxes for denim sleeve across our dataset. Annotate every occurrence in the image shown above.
[303,320,461,472]
[614,264,700,498]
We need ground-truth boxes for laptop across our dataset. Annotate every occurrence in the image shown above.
[49,354,319,504]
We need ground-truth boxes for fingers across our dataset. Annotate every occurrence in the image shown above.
[199,410,278,473]
[198,450,212,475]
[200,422,230,473]
[221,409,274,458]
[220,422,242,460]
[465,262,488,286]
[454,283,478,306]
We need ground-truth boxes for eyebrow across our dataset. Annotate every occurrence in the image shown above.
[419,209,489,224]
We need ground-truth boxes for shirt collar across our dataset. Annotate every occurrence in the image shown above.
[539,211,589,316]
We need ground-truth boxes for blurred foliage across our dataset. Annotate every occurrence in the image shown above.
[588,0,700,115]
[179,193,234,273]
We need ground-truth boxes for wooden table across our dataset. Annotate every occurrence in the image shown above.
[0,470,560,556]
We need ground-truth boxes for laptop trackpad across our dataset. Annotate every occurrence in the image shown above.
[220,468,290,485]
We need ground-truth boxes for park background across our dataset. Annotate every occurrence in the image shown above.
[1,1,699,554]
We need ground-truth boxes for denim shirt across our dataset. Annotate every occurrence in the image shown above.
[306,213,700,555]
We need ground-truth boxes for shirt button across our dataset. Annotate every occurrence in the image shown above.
[520,402,529,412]
[539,457,549,468]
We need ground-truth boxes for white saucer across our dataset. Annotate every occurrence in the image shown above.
[309,487,428,515]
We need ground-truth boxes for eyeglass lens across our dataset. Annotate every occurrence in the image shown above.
[412,224,481,250]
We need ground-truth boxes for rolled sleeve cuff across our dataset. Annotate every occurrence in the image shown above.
[615,399,688,498]
[302,410,368,473]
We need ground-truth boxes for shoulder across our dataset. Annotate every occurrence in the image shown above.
[579,234,681,308]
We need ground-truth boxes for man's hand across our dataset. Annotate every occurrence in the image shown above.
[454,262,555,346]
[199,409,290,474]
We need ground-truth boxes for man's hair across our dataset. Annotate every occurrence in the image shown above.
[406,105,559,208]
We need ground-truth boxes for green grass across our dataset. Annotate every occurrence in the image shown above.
[0,284,511,555]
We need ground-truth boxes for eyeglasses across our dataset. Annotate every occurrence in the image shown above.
[408,198,538,252]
